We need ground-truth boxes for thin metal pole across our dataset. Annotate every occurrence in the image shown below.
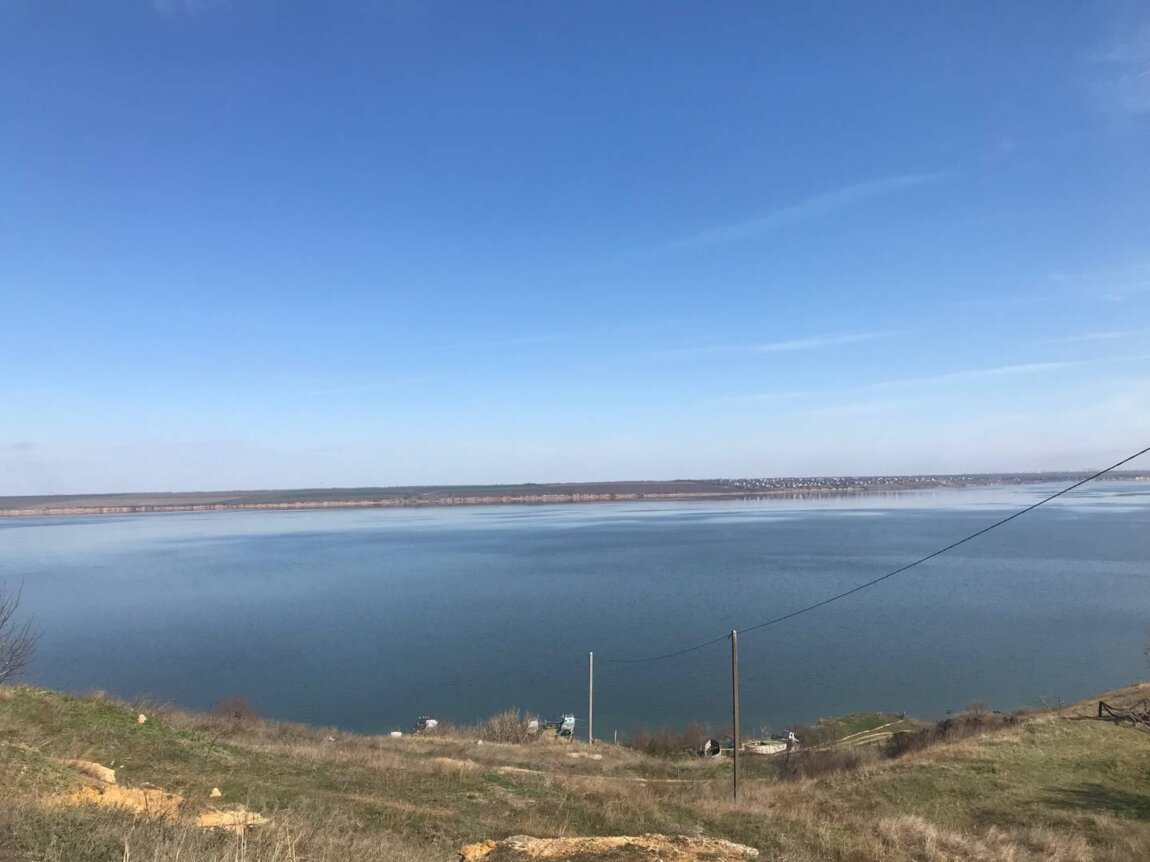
[588,650,594,745]
[731,629,740,801]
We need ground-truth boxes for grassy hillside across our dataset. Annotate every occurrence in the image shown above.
[2,684,1149,861]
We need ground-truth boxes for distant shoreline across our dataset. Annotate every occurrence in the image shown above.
[1,472,1144,518]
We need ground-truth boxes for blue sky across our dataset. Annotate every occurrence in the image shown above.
[2,1,1149,494]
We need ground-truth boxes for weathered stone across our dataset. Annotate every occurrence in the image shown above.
[68,759,116,784]
[459,834,759,862]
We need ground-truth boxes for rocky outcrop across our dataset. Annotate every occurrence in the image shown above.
[67,759,116,784]
[459,834,759,862]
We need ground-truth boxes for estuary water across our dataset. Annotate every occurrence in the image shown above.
[1,481,1147,735]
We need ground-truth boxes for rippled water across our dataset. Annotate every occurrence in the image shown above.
[1,481,1147,735]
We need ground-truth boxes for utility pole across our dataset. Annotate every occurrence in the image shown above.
[588,650,594,745]
[731,629,740,802]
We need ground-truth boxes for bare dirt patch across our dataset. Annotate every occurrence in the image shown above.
[53,783,185,820]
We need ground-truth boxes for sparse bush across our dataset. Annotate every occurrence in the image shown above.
[883,729,925,758]
[778,705,1025,779]
[778,744,879,780]
[474,708,541,743]
[213,695,257,723]
[882,709,1020,759]
[628,721,710,757]
[1010,705,1041,719]
[785,721,839,748]
[0,582,37,685]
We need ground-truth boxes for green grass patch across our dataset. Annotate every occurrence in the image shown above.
[4,684,1150,861]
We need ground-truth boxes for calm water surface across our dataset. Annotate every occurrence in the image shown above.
[1,482,1147,735]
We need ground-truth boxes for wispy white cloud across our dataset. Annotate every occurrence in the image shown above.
[152,0,228,15]
[466,318,687,351]
[1048,266,1144,283]
[662,174,942,251]
[952,263,1150,309]
[303,377,431,398]
[1034,329,1150,345]
[1093,25,1150,115]
[752,331,895,354]
[879,360,1084,388]
[719,355,1150,403]
[650,330,894,358]
[1048,263,1150,302]
[952,294,1067,309]
[465,332,573,349]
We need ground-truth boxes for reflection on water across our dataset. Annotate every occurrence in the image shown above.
[1,481,1147,734]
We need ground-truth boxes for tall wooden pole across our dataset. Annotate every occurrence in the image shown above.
[588,651,594,745]
[731,630,740,801]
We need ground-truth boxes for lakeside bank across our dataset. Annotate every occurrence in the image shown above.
[3,472,1145,518]
[3,681,1149,861]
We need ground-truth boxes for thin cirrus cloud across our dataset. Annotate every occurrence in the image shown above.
[718,357,1150,403]
[152,0,227,14]
[1093,24,1150,115]
[466,318,688,351]
[661,173,942,251]
[752,331,896,354]
[465,332,574,349]
[650,331,895,358]
[1035,329,1150,345]
[302,376,432,398]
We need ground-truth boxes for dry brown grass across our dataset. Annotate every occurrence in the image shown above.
[873,815,1095,862]
[0,792,435,862]
[4,684,1150,861]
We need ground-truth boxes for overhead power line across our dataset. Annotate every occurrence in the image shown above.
[606,445,1150,664]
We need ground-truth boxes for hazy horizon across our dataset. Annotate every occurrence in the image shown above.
[3,466,1147,501]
